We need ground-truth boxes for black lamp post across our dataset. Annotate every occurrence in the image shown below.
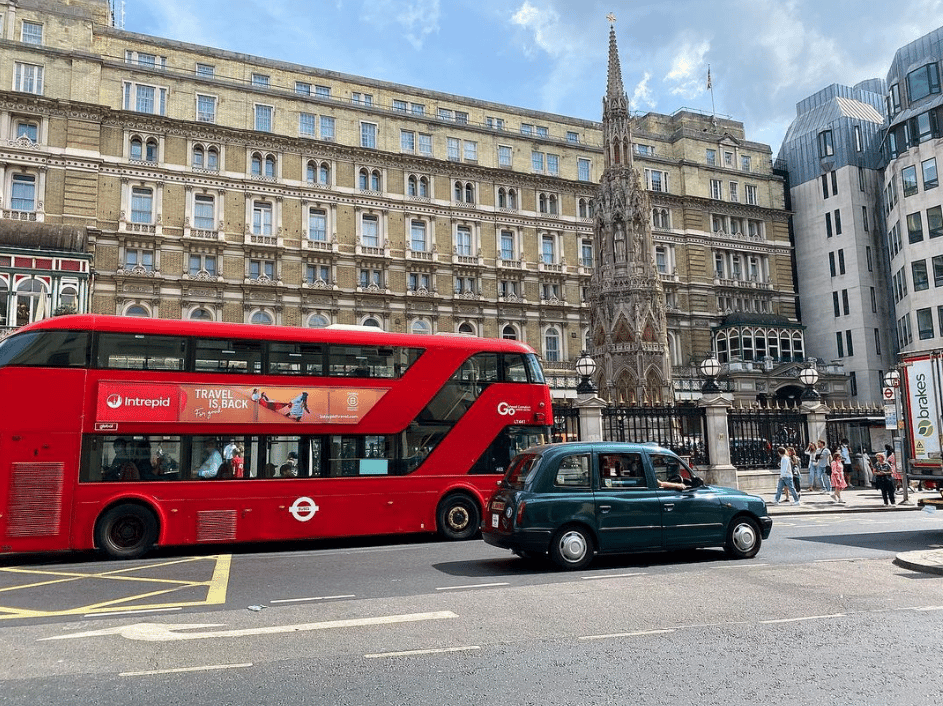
[700,356,721,393]
[575,351,597,394]
[799,366,820,400]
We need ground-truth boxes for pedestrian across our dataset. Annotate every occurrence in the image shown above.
[840,438,853,487]
[885,444,901,493]
[829,452,847,503]
[786,446,801,500]
[815,440,832,493]
[855,449,874,487]
[805,442,819,491]
[873,452,895,506]
[773,446,800,506]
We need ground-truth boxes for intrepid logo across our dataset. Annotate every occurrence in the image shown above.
[116,396,172,409]
[106,394,123,409]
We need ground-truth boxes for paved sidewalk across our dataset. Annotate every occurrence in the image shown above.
[761,485,943,576]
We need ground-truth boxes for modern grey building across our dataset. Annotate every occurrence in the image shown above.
[777,80,894,403]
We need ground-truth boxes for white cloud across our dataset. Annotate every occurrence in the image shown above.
[363,0,441,51]
[511,1,564,58]
[631,72,656,111]
[664,38,710,99]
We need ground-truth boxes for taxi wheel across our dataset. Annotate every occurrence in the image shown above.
[96,504,158,560]
[724,516,761,559]
[549,525,595,570]
[436,493,481,541]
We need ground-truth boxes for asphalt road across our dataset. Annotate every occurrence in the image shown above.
[1,511,942,706]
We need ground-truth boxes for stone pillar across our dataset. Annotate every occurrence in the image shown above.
[574,395,607,442]
[699,391,737,488]
[802,401,829,446]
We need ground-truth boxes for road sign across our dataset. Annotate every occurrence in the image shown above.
[883,386,896,401]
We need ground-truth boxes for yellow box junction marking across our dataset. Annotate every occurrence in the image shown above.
[0,554,231,620]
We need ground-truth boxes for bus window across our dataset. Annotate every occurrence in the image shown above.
[0,330,89,368]
[327,345,423,379]
[328,435,395,476]
[267,341,325,376]
[402,423,449,473]
[96,333,186,370]
[469,425,550,475]
[503,353,529,382]
[524,353,545,384]
[81,435,183,482]
[194,338,263,374]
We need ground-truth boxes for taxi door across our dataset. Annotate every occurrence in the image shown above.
[593,451,664,552]
[651,452,724,548]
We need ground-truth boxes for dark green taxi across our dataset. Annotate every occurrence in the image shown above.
[482,442,772,570]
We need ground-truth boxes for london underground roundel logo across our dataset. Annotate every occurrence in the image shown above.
[106,394,123,409]
[289,496,320,522]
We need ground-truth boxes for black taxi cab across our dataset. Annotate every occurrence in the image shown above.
[482,442,772,570]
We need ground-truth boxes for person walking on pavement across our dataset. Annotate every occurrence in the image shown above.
[840,439,853,487]
[886,444,902,493]
[806,442,820,491]
[873,452,896,506]
[815,440,833,494]
[786,446,801,500]
[829,452,847,503]
[773,446,801,506]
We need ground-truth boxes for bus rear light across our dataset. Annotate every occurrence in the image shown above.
[534,412,546,422]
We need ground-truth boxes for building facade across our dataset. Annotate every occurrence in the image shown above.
[1,0,802,402]
[777,81,893,404]
[882,27,943,359]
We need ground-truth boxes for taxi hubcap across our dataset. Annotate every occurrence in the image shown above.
[558,531,588,562]
[731,523,757,552]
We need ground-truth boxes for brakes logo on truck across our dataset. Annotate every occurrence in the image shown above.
[907,360,941,457]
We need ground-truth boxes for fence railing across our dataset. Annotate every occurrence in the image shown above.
[727,406,807,469]
[602,405,709,466]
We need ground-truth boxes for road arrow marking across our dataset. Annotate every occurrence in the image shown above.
[41,611,458,642]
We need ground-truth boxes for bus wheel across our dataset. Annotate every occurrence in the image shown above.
[436,493,481,541]
[95,504,158,559]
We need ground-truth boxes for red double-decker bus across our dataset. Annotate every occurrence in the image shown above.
[0,315,552,558]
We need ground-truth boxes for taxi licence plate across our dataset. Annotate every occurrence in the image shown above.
[492,513,500,528]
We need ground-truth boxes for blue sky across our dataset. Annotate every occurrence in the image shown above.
[120,0,943,154]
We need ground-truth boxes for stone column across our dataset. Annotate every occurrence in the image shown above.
[699,391,737,488]
[802,400,829,446]
[574,395,607,442]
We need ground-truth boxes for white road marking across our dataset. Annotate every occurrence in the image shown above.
[120,663,252,677]
[41,611,459,642]
[269,594,355,604]
[760,613,845,624]
[579,629,675,641]
[912,605,943,612]
[365,646,481,658]
[435,582,509,591]
[710,563,769,569]
[580,572,646,580]
[84,607,182,618]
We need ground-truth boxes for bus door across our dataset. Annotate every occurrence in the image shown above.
[0,432,76,553]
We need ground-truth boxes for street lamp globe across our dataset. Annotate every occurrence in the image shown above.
[799,366,820,400]
[700,356,721,393]
[575,351,597,394]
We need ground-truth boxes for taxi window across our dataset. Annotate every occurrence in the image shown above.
[600,452,647,489]
[650,453,692,484]
[553,453,590,489]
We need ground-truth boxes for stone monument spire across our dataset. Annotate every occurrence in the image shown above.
[587,18,671,404]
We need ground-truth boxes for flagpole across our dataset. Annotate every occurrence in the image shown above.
[707,64,715,115]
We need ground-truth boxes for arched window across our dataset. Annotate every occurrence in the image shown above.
[502,325,517,340]
[192,145,205,168]
[264,155,276,178]
[306,161,316,183]
[579,198,589,218]
[544,327,560,362]
[308,313,329,328]
[362,317,382,329]
[251,153,263,176]
[125,304,149,317]
[190,307,214,321]
[465,183,474,204]
[130,137,143,160]
[419,176,428,197]
[411,320,431,335]
[498,188,507,208]
[145,139,158,162]
[359,169,369,190]
[251,311,274,325]
[59,284,78,312]
[508,188,517,209]
[319,162,330,185]
[15,278,48,326]
[458,322,476,335]
[548,194,558,215]
[206,147,219,170]
[539,193,548,213]
[371,170,381,191]
[454,181,463,201]
[407,175,417,196]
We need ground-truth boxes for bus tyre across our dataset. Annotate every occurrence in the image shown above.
[437,494,480,541]
[96,504,158,560]
[724,516,761,559]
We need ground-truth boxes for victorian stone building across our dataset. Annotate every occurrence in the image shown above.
[0,0,815,403]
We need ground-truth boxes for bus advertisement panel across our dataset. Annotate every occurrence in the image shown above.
[0,315,553,558]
